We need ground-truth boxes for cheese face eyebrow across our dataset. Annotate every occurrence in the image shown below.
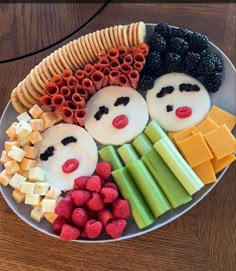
[114,96,130,106]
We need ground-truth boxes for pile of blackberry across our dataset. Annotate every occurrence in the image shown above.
[138,22,223,93]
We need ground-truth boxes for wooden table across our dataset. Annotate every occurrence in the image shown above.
[0,3,235,271]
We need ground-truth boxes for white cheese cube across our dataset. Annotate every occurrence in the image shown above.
[20,182,35,194]
[28,167,45,182]
[0,150,11,164]
[34,182,49,195]
[23,145,38,159]
[12,189,26,204]
[17,134,31,147]
[44,212,58,224]
[25,193,40,205]
[4,160,20,175]
[45,187,62,199]
[15,120,32,138]
[9,173,26,189]
[8,146,25,162]
[17,112,32,122]
[42,199,56,213]
[30,205,44,223]
[0,169,12,186]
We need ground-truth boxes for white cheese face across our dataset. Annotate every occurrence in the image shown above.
[146,73,211,132]
[35,123,98,191]
[84,86,149,145]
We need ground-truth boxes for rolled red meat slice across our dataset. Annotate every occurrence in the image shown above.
[72,93,86,108]
[120,63,132,75]
[94,63,104,72]
[65,100,78,111]
[91,71,105,91]
[40,95,52,107]
[109,70,121,85]
[52,74,65,88]
[82,78,96,95]
[117,45,127,59]
[63,69,73,82]
[102,67,110,87]
[67,76,79,91]
[127,46,138,55]
[75,69,86,83]
[118,74,130,87]
[133,62,143,73]
[108,48,119,60]
[75,108,87,126]
[98,57,110,68]
[62,107,74,124]
[51,94,66,111]
[138,43,149,57]
[128,70,140,89]
[123,54,133,65]
[45,81,59,96]
[60,86,72,100]
[75,85,89,101]
[84,64,94,78]
[98,51,107,60]
[110,59,120,71]
[134,52,146,65]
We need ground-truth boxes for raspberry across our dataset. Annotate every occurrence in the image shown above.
[100,187,118,203]
[105,219,127,239]
[85,219,103,239]
[112,199,130,219]
[65,190,74,198]
[71,190,91,207]
[103,182,118,191]
[80,228,88,238]
[86,192,104,211]
[98,209,113,226]
[60,224,80,241]
[72,208,89,227]
[52,216,68,234]
[95,162,112,180]
[55,196,74,219]
[74,176,89,190]
[86,208,97,219]
[86,175,102,192]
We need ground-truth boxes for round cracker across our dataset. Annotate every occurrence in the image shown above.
[73,39,87,67]
[53,50,67,73]
[137,21,146,44]
[48,53,62,74]
[21,80,40,105]
[86,33,98,61]
[30,66,45,95]
[45,55,58,76]
[113,25,120,47]
[100,29,109,51]
[24,75,42,100]
[11,88,28,113]
[108,26,117,48]
[117,25,124,46]
[68,40,83,69]
[58,47,71,70]
[35,64,47,89]
[91,32,103,55]
[62,45,77,70]
[80,35,94,64]
[128,23,135,47]
[95,30,106,52]
[64,43,78,70]
[104,28,113,50]
[41,58,52,80]
[83,34,97,63]
[122,25,129,47]
[133,22,138,46]
[16,82,33,108]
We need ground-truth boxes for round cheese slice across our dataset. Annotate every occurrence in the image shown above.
[146,73,211,132]
[35,123,98,191]
[84,86,149,145]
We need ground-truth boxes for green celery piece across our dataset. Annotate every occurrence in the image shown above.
[112,167,155,229]
[126,160,171,218]
[142,149,192,208]
[154,138,204,195]
[117,144,139,165]
[144,120,167,143]
[99,145,123,170]
[132,133,153,156]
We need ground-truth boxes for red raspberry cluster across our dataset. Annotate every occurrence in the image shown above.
[53,162,131,241]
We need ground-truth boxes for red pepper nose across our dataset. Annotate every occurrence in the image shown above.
[112,114,129,129]
[62,159,79,173]
[175,106,192,118]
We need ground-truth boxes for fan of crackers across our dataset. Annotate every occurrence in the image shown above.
[11,22,147,113]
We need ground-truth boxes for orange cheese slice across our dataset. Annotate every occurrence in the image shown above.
[207,105,236,131]
[178,132,214,168]
[192,117,218,135]
[193,160,216,184]
[211,153,236,174]
[204,125,236,160]
[173,126,196,144]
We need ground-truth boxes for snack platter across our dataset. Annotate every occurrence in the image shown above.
[0,23,235,242]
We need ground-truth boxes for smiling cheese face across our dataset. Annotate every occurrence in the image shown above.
[146,73,211,132]
[34,123,98,191]
[84,86,149,145]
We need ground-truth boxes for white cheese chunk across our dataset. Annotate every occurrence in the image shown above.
[42,198,56,213]
[30,205,44,223]
[34,182,50,195]
[28,167,45,182]
[17,112,32,123]
[20,182,35,194]
[15,120,32,138]
[25,193,40,205]
[8,146,25,162]
[9,173,26,190]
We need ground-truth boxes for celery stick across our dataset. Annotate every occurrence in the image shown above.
[142,149,192,208]
[126,160,171,217]
[144,120,167,143]
[112,167,155,229]
[154,138,204,195]
[117,144,139,164]
[99,145,123,170]
[132,133,153,156]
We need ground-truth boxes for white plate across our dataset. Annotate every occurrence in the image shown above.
[0,24,235,243]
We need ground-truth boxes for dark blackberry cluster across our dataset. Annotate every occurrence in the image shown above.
[138,22,224,93]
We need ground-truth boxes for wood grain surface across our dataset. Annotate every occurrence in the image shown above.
[0,3,235,271]
[0,2,107,61]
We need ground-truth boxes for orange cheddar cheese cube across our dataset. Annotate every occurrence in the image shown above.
[178,132,214,167]
[204,125,236,160]
[207,105,236,131]
[173,126,196,144]
[28,131,43,144]
[20,158,37,171]
[192,117,218,135]
[4,160,20,175]
[29,104,44,119]
[23,145,38,159]
[193,160,216,184]
[6,122,17,139]
[0,169,12,186]
[4,141,20,152]
[0,150,11,164]
[211,154,236,174]
[29,119,45,132]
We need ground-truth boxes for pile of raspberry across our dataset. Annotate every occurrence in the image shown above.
[53,162,131,241]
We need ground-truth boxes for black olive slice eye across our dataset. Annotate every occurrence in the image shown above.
[94,106,109,121]
[166,105,174,112]
[61,136,77,146]
[156,86,174,97]
[179,83,200,92]
[114,96,130,106]
[40,146,55,161]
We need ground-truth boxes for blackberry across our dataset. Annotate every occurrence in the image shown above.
[185,52,201,76]
[138,74,155,91]
[154,22,173,39]
[164,52,181,72]
[210,53,224,72]
[203,72,222,92]
[145,50,162,74]
[189,32,209,52]
[170,37,189,55]
[197,54,216,75]
[176,60,186,73]
[171,27,191,40]
[148,33,167,52]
